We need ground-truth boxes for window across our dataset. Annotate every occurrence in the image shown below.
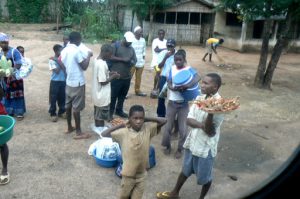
[201,13,212,24]
[190,12,200,25]
[177,12,189,24]
[154,12,165,23]
[166,12,176,24]
[253,20,264,39]
[226,13,242,27]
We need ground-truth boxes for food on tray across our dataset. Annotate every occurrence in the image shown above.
[193,96,240,113]
[110,118,126,126]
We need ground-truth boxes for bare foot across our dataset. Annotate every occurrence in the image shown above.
[175,150,182,159]
[73,132,92,140]
[65,126,75,134]
[164,147,171,155]
[202,58,206,62]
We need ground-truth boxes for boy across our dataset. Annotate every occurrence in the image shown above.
[0,86,9,185]
[61,31,93,139]
[162,49,201,159]
[92,44,120,131]
[102,105,167,199]
[202,38,224,62]
[157,73,224,199]
[156,39,176,117]
[48,44,66,122]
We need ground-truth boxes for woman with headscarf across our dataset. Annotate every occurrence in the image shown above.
[0,32,26,120]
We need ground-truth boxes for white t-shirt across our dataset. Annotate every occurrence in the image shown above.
[61,43,85,87]
[132,37,146,68]
[168,66,192,101]
[92,58,111,107]
[151,38,167,68]
[79,43,92,59]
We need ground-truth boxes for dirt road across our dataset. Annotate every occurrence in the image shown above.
[0,24,299,199]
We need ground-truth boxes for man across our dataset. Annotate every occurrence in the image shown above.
[60,31,92,139]
[202,38,224,62]
[131,26,147,97]
[156,39,176,118]
[157,73,224,199]
[109,31,137,118]
[150,29,167,98]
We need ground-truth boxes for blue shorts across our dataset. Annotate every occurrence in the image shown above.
[182,149,214,185]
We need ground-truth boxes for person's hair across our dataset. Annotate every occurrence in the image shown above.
[174,49,186,62]
[158,29,165,34]
[16,46,24,52]
[129,105,145,117]
[206,73,222,89]
[53,44,63,53]
[100,44,113,55]
[219,38,224,44]
[69,31,81,43]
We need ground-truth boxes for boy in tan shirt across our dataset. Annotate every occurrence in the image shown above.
[102,105,167,199]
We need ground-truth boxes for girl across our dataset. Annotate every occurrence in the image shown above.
[162,49,201,159]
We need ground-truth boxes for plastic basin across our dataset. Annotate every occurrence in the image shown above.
[0,115,16,145]
[173,70,193,86]
[92,150,117,168]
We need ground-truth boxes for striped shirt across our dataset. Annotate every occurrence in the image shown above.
[132,37,146,67]
[183,93,224,158]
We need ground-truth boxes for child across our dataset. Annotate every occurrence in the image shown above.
[162,49,201,159]
[157,73,224,199]
[92,44,120,131]
[48,44,66,122]
[0,86,9,185]
[102,105,167,199]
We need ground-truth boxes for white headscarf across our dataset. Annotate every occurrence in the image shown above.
[134,26,142,33]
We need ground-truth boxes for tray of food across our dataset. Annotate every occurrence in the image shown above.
[110,118,127,126]
[193,96,240,114]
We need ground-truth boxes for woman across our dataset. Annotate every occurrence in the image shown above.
[0,32,26,120]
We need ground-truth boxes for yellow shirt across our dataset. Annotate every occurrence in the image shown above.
[111,123,158,177]
[206,38,219,45]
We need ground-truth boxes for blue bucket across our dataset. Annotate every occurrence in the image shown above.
[0,115,16,145]
[173,70,193,86]
[181,83,200,101]
[173,70,200,101]
[93,150,118,168]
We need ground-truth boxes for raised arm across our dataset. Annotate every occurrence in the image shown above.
[79,53,92,71]
[101,123,126,138]
[187,113,216,137]
[144,116,167,132]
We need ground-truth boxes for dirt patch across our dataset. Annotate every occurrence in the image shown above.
[1,24,299,199]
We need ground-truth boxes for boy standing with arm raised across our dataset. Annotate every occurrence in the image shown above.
[102,105,167,199]
[157,73,224,199]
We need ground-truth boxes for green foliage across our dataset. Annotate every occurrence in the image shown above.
[218,0,300,22]
[126,0,175,21]
[65,6,122,42]
[7,0,49,23]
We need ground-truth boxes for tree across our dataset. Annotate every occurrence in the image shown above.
[125,0,175,44]
[219,0,300,89]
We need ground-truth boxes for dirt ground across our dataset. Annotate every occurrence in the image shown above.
[0,24,299,199]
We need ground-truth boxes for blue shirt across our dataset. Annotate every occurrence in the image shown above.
[49,59,66,81]
[0,47,23,66]
[157,50,175,77]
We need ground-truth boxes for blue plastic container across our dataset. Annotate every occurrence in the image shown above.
[0,115,16,145]
[173,70,193,86]
[93,150,118,168]
[173,70,200,101]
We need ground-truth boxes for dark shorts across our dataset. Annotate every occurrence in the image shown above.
[65,85,85,112]
[182,149,214,185]
[94,105,110,120]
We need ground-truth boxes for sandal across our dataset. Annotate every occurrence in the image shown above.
[0,173,10,185]
[156,191,180,199]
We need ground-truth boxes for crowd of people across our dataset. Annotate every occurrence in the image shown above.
[0,29,226,199]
